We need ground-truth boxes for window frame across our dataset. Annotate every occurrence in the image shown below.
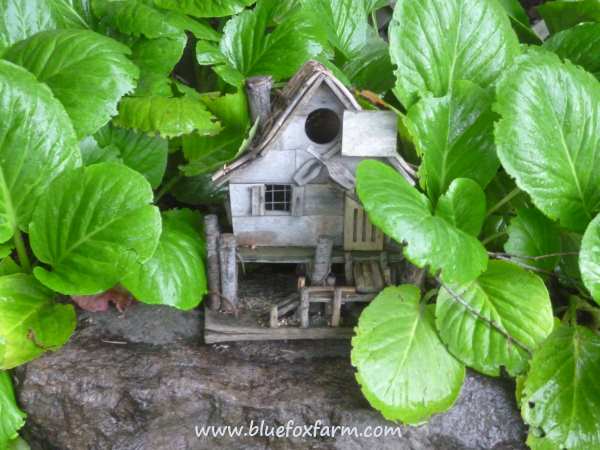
[264,184,293,215]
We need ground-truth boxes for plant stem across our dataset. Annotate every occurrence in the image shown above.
[371,10,379,32]
[486,187,521,218]
[13,229,31,272]
[489,251,580,261]
[481,231,507,246]
[155,174,183,202]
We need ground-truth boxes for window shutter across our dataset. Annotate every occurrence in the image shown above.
[251,185,265,216]
[292,186,304,216]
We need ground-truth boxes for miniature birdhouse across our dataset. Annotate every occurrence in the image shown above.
[204,60,411,343]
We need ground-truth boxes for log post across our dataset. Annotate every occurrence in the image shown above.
[344,251,354,285]
[331,288,343,327]
[219,233,238,313]
[245,76,273,131]
[204,215,221,311]
[300,288,310,328]
[311,235,334,286]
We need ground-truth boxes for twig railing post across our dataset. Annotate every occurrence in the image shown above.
[219,233,238,313]
[204,215,221,311]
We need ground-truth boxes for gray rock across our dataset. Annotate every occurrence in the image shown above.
[15,302,526,450]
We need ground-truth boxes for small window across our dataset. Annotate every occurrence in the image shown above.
[305,108,341,144]
[265,184,292,212]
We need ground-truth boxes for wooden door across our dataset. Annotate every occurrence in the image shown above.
[344,196,384,251]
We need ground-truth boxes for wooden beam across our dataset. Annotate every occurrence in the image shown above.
[218,234,238,312]
[245,76,273,132]
[204,215,221,311]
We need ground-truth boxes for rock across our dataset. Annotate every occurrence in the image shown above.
[15,302,526,450]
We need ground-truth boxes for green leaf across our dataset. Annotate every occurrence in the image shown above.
[0,371,26,445]
[7,437,30,450]
[495,51,600,233]
[504,208,562,272]
[0,274,77,369]
[351,285,465,424]
[356,160,488,284]
[406,81,499,201]
[538,0,600,34]
[544,23,600,80]
[202,0,324,84]
[29,163,161,295]
[0,60,80,243]
[341,40,395,93]
[160,11,220,41]
[4,29,139,138]
[363,0,388,13]
[580,213,600,304]
[79,136,121,166]
[122,209,207,310]
[181,90,251,176]
[93,0,181,38]
[435,178,486,237]
[0,258,22,277]
[171,174,226,205]
[94,125,168,188]
[436,260,554,376]
[522,324,600,450]
[114,96,221,138]
[153,0,257,18]
[0,0,87,53]
[561,231,582,283]
[389,0,520,107]
[496,0,542,44]
[303,0,376,59]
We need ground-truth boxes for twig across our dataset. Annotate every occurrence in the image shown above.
[486,187,521,218]
[489,251,579,261]
[437,280,532,356]
[101,339,128,345]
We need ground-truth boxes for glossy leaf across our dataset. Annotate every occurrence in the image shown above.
[0,60,80,243]
[435,178,486,237]
[356,160,488,284]
[495,51,600,233]
[94,125,168,188]
[114,96,220,139]
[0,274,76,369]
[122,209,207,310]
[580,213,600,304]
[351,285,465,424]
[538,0,600,34]
[436,260,554,376]
[29,163,162,295]
[406,81,499,201]
[0,371,26,445]
[93,0,180,38]
[202,0,324,83]
[522,325,600,449]
[342,41,395,92]
[505,208,562,272]
[0,0,87,53]
[182,90,251,176]
[389,0,520,107]
[4,29,139,138]
[544,23,600,80]
[153,0,257,18]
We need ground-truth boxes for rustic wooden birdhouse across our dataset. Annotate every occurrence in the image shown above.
[204,60,411,343]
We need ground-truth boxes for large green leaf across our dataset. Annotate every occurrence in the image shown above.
[153,0,257,18]
[389,0,520,107]
[436,260,554,376]
[0,274,76,369]
[522,324,600,449]
[0,371,26,445]
[356,160,488,284]
[94,125,168,188]
[199,0,324,84]
[435,178,486,237]
[406,81,499,201]
[505,208,562,272]
[122,209,206,310]
[303,0,376,59]
[495,51,600,233]
[182,90,250,176]
[351,285,465,424]
[544,23,600,80]
[341,40,395,93]
[538,0,600,34]
[0,60,80,244]
[0,0,87,53]
[580,213,600,304]
[4,29,139,138]
[114,96,220,138]
[29,163,161,295]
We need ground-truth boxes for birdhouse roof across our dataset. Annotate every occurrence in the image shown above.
[212,60,361,185]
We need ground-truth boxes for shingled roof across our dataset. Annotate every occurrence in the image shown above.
[212,60,361,185]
